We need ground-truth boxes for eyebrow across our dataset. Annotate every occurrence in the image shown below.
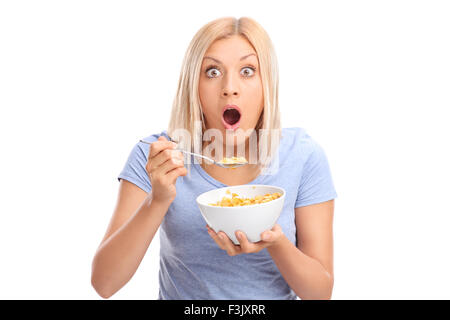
[202,53,257,65]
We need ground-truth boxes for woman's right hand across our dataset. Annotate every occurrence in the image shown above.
[145,136,187,204]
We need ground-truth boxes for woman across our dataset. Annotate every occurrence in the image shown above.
[91,16,337,300]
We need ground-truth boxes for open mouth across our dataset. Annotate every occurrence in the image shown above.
[222,105,241,130]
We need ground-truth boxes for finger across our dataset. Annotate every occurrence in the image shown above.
[235,230,257,253]
[149,157,184,186]
[149,147,181,171]
[218,231,240,256]
[272,224,283,233]
[261,224,283,243]
[260,230,275,242]
[156,156,185,175]
[166,166,187,184]
[206,226,226,250]
[149,139,177,159]
[172,150,183,161]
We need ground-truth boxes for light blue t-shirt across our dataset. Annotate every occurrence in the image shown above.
[118,127,337,300]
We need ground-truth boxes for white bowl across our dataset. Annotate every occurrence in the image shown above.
[196,185,285,245]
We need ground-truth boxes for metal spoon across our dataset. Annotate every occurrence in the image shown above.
[139,139,248,169]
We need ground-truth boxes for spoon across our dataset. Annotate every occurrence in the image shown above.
[139,139,248,169]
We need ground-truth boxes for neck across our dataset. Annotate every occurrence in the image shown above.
[200,140,262,186]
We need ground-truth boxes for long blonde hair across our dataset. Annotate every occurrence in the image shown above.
[168,16,281,168]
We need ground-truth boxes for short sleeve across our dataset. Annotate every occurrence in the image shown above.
[117,141,152,193]
[295,140,338,208]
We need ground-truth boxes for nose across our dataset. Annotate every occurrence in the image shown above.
[221,73,239,97]
[222,89,238,97]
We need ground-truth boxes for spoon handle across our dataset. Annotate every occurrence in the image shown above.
[176,149,215,164]
[139,140,215,164]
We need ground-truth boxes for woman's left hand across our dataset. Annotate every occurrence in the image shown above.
[206,224,284,256]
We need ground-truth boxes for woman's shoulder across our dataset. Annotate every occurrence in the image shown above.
[281,127,317,151]
[279,127,329,166]
[118,130,168,193]
[282,126,309,138]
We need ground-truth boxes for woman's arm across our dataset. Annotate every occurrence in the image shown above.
[207,199,334,300]
[267,199,334,300]
[91,137,186,298]
[91,182,169,299]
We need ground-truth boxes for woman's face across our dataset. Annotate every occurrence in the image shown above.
[199,35,264,146]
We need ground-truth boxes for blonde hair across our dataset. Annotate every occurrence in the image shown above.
[168,16,281,168]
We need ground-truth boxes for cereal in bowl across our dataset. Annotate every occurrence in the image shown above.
[209,191,282,207]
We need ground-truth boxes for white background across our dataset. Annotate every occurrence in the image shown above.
[1,0,449,299]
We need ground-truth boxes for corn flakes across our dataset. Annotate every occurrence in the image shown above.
[219,157,248,165]
[209,191,282,207]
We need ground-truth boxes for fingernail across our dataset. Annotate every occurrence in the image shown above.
[236,232,242,239]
